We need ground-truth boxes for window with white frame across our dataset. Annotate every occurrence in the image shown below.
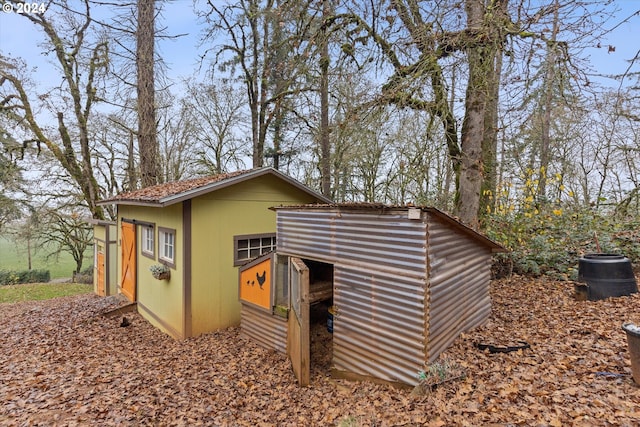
[233,233,276,266]
[141,225,155,258]
[159,227,176,267]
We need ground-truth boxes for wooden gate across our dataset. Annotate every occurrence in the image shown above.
[287,257,310,386]
[120,221,136,302]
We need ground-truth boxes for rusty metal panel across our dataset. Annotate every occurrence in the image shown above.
[272,205,496,385]
[276,209,427,279]
[276,207,429,386]
[427,214,493,362]
[240,303,287,353]
[332,266,427,386]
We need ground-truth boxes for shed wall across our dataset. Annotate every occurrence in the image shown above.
[107,224,118,295]
[427,214,493,362]
[190,175,321,336]
[277,208,428,386]
[93,223,118,296]
[92,224,106,296]
[240,303,287,353]
[276,209,427,277]
[333,266,426,385]
[106,223,118,296]
[118,205,185,339]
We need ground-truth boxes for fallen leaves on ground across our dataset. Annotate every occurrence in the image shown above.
[1,276,639,426]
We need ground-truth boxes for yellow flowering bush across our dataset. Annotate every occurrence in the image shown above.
[484,170,640,279]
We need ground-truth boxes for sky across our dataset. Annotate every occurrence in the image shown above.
[584,2,639,87]
[0,1,638,93]
[0,1,205,83]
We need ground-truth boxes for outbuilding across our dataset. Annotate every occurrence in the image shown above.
[239,204,505,387]
[98,168,330,339]
[87,219,117,297]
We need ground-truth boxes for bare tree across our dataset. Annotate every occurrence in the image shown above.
[181,80,248,175]
[89,109,140,219]
[155,93,199,182]
[7,207,42,271]
[0,1,107,219]
[318,0,331,196]
[535,0,561,200]
[200,0,318,168]
[0,129,23,231]
[324,0,498,225]
[40,207,93,274]
[322,0,620,227]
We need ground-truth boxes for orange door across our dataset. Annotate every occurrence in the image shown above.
[96,250,105,296]
[120,221,136,302]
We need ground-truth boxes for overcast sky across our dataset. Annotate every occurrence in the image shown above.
[0,1,638,91]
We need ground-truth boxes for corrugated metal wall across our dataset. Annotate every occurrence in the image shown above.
[276,209,427,278]
[277,208,428,386]
[240,303,287,353]
[427,214,492,362]
[333,267,426,385]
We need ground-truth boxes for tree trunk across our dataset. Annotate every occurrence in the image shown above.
[137,0,160,187]
[479,0,507,221]
[538,0,560,200]
[253,0,267,168]
[27,237,32,270]
[457,0,487,227]
[319,0,331,197]
[480,53,500,218]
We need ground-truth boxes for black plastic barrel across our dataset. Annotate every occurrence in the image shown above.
[578,253,638,301]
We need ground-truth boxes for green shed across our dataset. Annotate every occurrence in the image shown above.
[87,219,117,296]
[98,168,330,339]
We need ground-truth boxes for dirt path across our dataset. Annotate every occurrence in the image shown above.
[1,277,639,426]
[48,277,72,284]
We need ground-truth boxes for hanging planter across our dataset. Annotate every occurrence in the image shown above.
[150,264,171,281]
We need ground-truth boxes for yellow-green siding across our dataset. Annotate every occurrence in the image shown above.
[189,174,320,336]
[93,224,106,243]
[114,173,322,339]
[92,222,118,296]
[118,204,185,338]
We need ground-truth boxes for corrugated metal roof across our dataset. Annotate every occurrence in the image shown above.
[272,203,506,253]
[98,167,332,207]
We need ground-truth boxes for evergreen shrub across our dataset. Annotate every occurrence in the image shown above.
[0,269,51,285]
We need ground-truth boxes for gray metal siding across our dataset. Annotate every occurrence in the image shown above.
[272,206,497,386]
[240,303,287,353]
[276,210,427,278]
[277,208,428,386]
[427,215,493,362]
[332,266,426,386]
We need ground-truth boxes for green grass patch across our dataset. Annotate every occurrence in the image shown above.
[0,235,92,279]
[0,282,93,303]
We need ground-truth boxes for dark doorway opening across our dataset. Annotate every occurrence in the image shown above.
[304,258,334,375]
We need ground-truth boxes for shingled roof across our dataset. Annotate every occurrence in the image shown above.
[98,167,331,207]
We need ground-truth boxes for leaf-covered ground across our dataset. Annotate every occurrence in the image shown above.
[1,276,639,426]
